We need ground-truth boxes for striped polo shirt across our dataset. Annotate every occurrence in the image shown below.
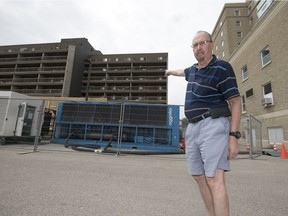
[184,55,240,120]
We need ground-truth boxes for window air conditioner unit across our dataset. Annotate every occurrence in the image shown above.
[261,97,273,106]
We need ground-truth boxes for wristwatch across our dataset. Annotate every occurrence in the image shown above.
[229,131,241,139]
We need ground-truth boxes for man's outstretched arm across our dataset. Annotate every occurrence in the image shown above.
[165,69,185,77]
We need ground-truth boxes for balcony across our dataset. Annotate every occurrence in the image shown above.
[82,85,166,93]
[82,75,167,83]
[14,88,62,96]
[5,77,64,86]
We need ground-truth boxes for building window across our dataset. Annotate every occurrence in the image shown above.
[248,5,252,14]
[268,127,284,144]
[237,32,242,38]
[246,88,253,98]
[221,31,223,37]
[241,65,248,81]
[262,82,274,106]
[249,16,253,26]
[261,46,271,66]
[222,51,225,57]
[257,0,274,18]
[235,9,240,16]
[220,21,223,27]
[215,45,218,51]
[221,41,224,47]
[263,82,272,95]
[20,47,28,52]
[236,20,241,27]
[241,95,246,113]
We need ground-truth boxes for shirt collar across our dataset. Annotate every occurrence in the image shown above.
[194,55,218,69]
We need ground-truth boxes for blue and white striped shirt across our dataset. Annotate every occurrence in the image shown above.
[184,55,239,119]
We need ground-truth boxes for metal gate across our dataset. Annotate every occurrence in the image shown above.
[246,115,262,159]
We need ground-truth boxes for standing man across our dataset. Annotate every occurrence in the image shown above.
[165,31,241,216]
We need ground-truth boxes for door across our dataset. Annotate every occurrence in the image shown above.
[22,105,35,136]
[15,103,27,136]
[15,103,35,136]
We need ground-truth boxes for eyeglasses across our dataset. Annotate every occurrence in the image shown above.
[191,40,212,49]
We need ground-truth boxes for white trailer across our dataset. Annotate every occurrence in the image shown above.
[0,91,44,144]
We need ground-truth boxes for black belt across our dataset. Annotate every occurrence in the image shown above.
[188,113,211,124]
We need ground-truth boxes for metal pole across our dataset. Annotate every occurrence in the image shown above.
[116,103,125,156]
[33,99,45,152]
[85,60,92,101]
[248,115,253,159]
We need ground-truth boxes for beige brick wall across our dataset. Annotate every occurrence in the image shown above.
[213,1,288,149]
[229,1,288,148]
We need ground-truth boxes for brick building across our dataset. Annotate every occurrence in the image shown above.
[212,0,288,148]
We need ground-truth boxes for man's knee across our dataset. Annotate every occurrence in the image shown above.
[192,175,205,183]
[205,176,217,188]
[206,172,226,192]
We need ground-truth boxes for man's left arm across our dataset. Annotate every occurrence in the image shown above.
[228,96,242,159]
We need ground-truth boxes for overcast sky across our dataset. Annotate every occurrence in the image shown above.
[0,0,244,115]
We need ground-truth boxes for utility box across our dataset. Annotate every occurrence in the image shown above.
[0,91,44,143]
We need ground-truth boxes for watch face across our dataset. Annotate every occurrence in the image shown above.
[230,131,241,139]
[235,131,241,139]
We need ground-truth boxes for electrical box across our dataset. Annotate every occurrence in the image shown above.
[0,91,44,138]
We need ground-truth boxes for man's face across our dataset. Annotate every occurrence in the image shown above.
[192,33,213,62]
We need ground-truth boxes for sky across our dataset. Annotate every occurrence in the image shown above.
[0,0,245,115]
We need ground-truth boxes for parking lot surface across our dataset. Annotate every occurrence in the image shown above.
[0,144,287,216]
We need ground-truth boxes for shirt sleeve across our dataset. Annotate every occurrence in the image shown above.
[184,67,190,81]
[217,62,240,100]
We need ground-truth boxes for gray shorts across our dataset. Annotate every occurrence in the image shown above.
[185,116,230,177]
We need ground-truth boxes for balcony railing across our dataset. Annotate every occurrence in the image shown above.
[0,57,18,62]
[82,75,167,81]
[82,85,167,92]
[0,66,66,73]
[17,57,42,61]
[1,77,64,84]
[13,89,62,94]
[0,56,67,63]
[105,95,166,101]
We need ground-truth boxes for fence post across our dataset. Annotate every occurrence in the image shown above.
[116,103,125,156]
[248,116,252,159]
[33,99,45,152]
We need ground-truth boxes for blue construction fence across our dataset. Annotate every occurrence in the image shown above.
[52,102,182,153]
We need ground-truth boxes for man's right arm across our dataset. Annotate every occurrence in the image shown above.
[165,69,185,77]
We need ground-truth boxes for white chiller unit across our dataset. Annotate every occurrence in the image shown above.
[0,91,44,143]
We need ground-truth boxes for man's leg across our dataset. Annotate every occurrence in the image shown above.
[206,169,229,216]
[193,175,215,216]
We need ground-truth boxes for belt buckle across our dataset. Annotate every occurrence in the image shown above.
[189,113,209,124]
[190,115,201,124]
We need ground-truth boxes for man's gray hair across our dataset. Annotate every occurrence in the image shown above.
[195,30,213,42]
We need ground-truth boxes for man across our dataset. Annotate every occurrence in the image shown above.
[165,31,241,216]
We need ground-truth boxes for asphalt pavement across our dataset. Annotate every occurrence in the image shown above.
[0,143,287,216]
